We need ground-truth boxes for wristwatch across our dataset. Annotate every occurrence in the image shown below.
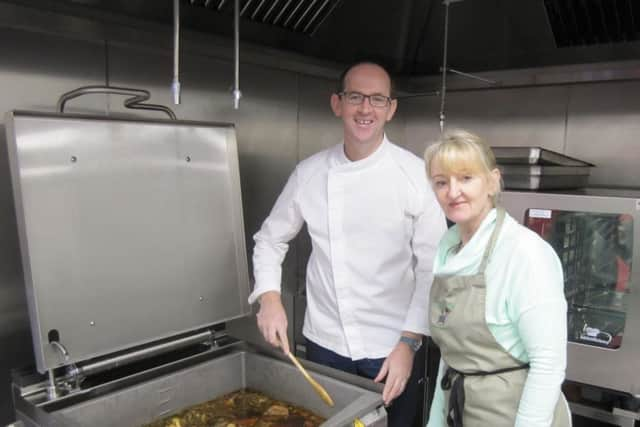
[399,335,423,352]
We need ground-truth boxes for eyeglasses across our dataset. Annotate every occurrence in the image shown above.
[338,91,393,108]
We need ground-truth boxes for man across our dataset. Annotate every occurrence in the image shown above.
[249,61,446,426]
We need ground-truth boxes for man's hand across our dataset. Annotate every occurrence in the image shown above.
[256,291,290,354]
[373,337,417,406]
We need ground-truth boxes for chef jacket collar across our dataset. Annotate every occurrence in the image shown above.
[332,135,390,172]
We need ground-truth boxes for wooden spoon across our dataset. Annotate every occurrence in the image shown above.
[285,350,335,407]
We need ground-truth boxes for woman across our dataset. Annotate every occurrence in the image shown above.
[424,130,571,427]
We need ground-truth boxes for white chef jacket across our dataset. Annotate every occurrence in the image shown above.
[249,136,446,360]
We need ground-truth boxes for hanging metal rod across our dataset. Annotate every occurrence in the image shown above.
[438,0,467,133]
[172,0,181,105]
[439,0,451,134]
[233,0,242,109]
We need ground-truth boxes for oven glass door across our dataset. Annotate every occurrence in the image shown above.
[524,208,634,349]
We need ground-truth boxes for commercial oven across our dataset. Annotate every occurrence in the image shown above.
[502,189,640,426]
[4,108,387,427]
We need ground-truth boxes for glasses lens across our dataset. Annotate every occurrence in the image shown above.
[370,95,390,107]
[345,92,364,104]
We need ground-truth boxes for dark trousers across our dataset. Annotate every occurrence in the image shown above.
[306,339,421,427]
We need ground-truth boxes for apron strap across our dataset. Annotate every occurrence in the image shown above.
[441,362,530,427]
[477,207,505,274]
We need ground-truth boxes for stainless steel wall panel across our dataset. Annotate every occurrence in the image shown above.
[384,104,407,149]
[402,80,640,190]
[0,29,107,116]
[402,86,569,157]
[565,81,640,187]
[401,96,441,157]
[297,74,343,161]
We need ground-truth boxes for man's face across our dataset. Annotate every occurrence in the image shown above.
[330,64,397,148]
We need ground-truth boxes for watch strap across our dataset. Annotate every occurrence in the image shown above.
[399,335,422,352]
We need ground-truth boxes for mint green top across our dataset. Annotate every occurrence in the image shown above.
[427,209,568,427]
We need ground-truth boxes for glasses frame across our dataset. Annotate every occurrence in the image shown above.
[338,91,393,108]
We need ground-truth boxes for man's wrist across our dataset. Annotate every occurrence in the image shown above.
[258,291,281,305]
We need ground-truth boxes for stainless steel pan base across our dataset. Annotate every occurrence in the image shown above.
[15,349,386,427]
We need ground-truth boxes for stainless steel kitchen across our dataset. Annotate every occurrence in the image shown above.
[1,1,639,426]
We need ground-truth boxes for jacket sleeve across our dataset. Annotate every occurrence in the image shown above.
[248,168,305,304]
[403,181,447,335]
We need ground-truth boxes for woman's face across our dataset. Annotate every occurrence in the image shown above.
[430,159,500,232]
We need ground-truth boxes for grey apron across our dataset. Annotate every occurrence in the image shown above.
[429,208,570,427]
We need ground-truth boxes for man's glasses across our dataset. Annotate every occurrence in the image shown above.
[338,91,393,108]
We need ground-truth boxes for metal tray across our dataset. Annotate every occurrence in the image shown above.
[499,165,591,190]
[493,146,594,167]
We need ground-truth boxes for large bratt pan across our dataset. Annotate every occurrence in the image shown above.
[13,349,386,427]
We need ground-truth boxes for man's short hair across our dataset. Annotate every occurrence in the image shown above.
[336,61,395,97]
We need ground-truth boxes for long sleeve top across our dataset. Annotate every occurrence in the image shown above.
[427,209,567,427]
[249,136,447,359]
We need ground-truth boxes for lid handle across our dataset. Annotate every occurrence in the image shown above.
[56,85,177,120]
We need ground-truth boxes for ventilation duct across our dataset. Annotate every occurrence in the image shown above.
[187,0,344,36]
[544,0,639,47]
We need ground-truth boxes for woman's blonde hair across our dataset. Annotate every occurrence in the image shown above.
[424,129,502,205]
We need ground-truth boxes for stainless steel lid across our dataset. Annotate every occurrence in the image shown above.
[5,111,250,373]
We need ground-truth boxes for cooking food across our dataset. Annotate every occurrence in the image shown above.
[143,389,326,427]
